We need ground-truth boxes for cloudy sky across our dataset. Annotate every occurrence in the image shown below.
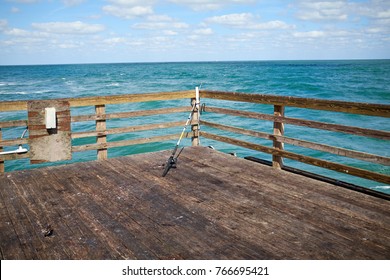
[0,0,389,65]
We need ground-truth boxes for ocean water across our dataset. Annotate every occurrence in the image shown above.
[0,60,389,194]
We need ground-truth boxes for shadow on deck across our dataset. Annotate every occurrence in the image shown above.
[1,146,389,260]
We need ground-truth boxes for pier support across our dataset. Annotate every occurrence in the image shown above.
[191,99,200,146]
[0,128,3,173]
[272,105,285,169]
[191,87,200,146]
[95,104,107,160]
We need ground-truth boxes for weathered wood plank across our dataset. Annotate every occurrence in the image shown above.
[201,131,390,184]
[27,100,71,164]
[0,128,3,173]
[0,178,28,259]
[0,120,28,128]
[71,106,190,122]
[71,121,185,139]
[202,90,390,117]
[95,105,107,160]
[72,133,180,152]
[1,147,389,260]
[131,148,390,259]
[0,91,195,112]
[108,154,276,259]
[206,106,390,140]
[0,152,29,161]
[67,90,195,107]
[0,138,28,147]
[77,160,194,259]
[178,148,390,256]
[200,120,390,165]
[273,105,284,168]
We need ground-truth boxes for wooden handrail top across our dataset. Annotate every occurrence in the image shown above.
[201,90,390,117]
[0,90,195,112]
[205,106,390,140]
[71,106,191,122]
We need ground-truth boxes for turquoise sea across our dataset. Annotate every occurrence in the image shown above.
[0,60,389,194]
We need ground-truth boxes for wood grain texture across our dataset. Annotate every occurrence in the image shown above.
[201,131,390,184]
[202,90,390,117]
[27,100,71,163]
[205,106,390,140]
[0,147,389,260]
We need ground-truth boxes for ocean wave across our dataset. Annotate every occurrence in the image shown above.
[106,83,120,87]
[33,89,52,94]
[0,82,17,86]
[0,91,28,95]
[372,186,390,190]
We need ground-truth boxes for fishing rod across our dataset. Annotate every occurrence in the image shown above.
[162,87,200,177]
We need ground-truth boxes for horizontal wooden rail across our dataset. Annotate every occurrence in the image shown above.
[200,120,390,166]
[0,138,28,147]
[201,90,390,117]
[0,90,195,112]
[72,133,180,152]
[0,152,30,161]
[72,121,185,139]
[71,106,190,122]
[0,91,195,172]
[0,120,28,129]
[205,106,390,140]
[1,89,388,189]
[201,131,390,184]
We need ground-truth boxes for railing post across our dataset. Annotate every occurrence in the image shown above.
[95,104,107,160]
[0,128,4,173]
[273,105,285,169]
[191,87,200,146]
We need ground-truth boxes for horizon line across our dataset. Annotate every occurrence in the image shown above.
[1,58,390,67]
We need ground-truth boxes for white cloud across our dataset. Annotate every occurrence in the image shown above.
[194,28,213,35]
[5,0,40,3]
[293,30,326,38]
[206,13,293,30]
[0,19,8,31]
[132,15,189,30]
[295,1,349,21]
[168,0,255,11]
[105,0,154,4]
[31,21,105,34]
[206,13,253,27]
[103,0,155,19]
[103,5,153,19]
[11,7,21,13]
[62,0,86,6]
[4,28,31,36]
[103,37,128,45]
[163,30,178,35]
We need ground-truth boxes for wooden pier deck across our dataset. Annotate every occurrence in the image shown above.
[1,146,389,260]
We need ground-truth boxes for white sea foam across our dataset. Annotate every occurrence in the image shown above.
[372,186,390,190]
[0,82,17,86]
[0,91,28,95]
[106,83,120,87]
[33,89,52,94]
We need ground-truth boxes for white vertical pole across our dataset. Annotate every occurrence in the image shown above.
[192,87,200,146]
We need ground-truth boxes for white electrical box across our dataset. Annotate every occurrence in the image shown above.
[45,107,56,129]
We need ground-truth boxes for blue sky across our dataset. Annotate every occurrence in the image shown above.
[0,0,389,65]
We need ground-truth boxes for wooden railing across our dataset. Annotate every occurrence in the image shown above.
[1,89,389,187]
[0,90,196,172]
[200,90,390,185]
